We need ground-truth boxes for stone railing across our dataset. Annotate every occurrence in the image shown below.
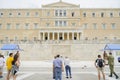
[0,39,120,44]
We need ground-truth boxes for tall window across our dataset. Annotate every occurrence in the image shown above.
[55,10,66,17]
[35,12,38,17]
[26,12,29,16]
[46,23,50,27]
[16,24,20,29]
[110,13,113,17]
[18,13,21,16]
[47,12,50,16]
[24,37,27,41]
[101,13,104,17]
[7,23,11,29]
[72,23,76,26]
[0,24,2,29]
[0,13,3,17]
[25,23,29,29]
[93,23,97,29]
[111,23,116,29]
[92,13,95,17]
[102,23,106,29]
[14,36,18,41]
[83,13,86,17]
[63,10,66,16]
[34,23,38,29]
[5,37,9,41]
[55,21,67,27]
[72,12,74,17]
[9,13,12,17]
[83,23,88,29]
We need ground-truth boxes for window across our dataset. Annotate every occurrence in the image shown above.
[25,23,29,29]
[26,12,29,16]
[63,10,66,16]
[18,13,21,16]
[101,13,104,17]
[35,12,38,17]
[72,12,74,17]
[5,37,9,41]
[16,24,20,29]
[93,23,97,29]
[47,12,50,16]
[9,13,12,15]
[55,21,58,26]
[102,23,106,29]
[14,36,18,41]
[63,21,66,26]
[83,13,86,17]
[0,13,3,17]
[46,23,50,27]
[34,23,38,29]
[72,23,76,26]
[104,37,108,40]
[92,13,95,17]
[55,10,66,17]
[113,37,117,40]
[55,21,67,27]
[110,13,113,17]
[7,23,11,29]
[83,23,88,29]
[0,24,2,29]
[60,10,62,16]
[111,23,116,29]
[55,10,58,16]
[33,37,37,41]
[24,37,27,41]
[59,21,62,26]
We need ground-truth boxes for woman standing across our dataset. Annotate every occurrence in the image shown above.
[11,52,20,80]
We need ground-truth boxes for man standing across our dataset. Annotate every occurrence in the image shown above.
[64,57,72,79]
[6,53,14,80]
[53,55,64,80]
[108,52,119,79]
[95,55,105,80]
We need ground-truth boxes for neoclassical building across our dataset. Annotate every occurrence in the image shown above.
[0,0,120,43]
[0,1,120,60]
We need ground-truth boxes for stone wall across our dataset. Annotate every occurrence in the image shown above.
[0,44,106,61]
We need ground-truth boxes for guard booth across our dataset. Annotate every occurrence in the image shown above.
[104,44,120,66]
[0,44,23,57]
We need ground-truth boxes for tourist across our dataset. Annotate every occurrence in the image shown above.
[64,56,72,78]
[0,54,5,78]
[95,55,105,80]
[53,56,56,79]
[6,53,14,80]
[53,54,64,80]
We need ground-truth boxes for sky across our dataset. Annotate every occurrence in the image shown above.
[0,0,120,8]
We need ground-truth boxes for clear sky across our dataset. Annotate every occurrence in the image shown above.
[0,0,120,8]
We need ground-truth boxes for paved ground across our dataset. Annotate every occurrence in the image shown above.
[0,61,120,80]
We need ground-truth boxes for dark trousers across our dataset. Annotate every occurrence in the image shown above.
[65,65,71,77]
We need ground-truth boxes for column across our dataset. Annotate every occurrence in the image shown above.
[57,32,59,40]
[39,32,41,40]
[67,32,69,40]
[62,32,64,40]
[72,32,74,40]
[48,32,50,40]
[77,32,79,40]
[43,32,45,40]
[53,32,55,40]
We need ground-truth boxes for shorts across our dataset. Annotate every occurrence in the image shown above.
[97,67,104,73]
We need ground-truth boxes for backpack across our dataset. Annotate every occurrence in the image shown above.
[97,59,104,67]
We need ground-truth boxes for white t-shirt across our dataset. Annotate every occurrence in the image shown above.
[0,57,5,67]
[64,58,70,66]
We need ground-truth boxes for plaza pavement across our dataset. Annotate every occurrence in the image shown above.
[1,61,120,80]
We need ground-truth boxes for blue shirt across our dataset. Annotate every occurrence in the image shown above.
[53,58,62,68]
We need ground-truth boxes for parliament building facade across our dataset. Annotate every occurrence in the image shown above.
[0,1,120,60]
